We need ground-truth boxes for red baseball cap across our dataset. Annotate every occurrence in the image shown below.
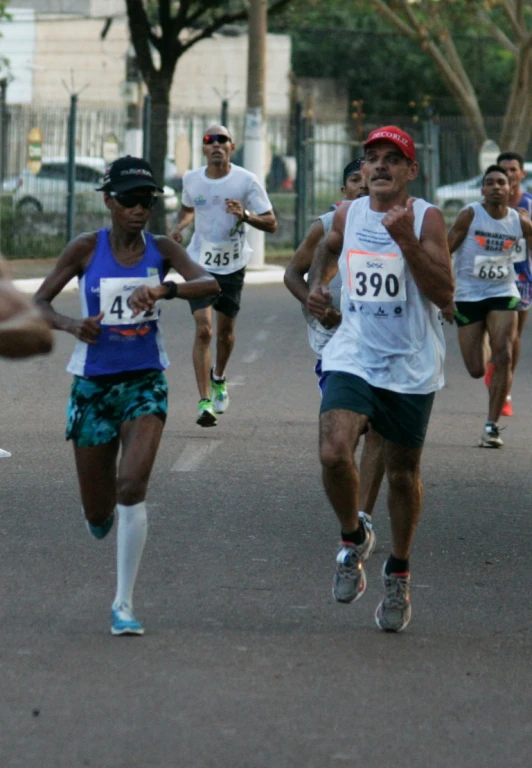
[363,126,416,162]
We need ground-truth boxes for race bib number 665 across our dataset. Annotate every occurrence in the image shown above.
[473,254,510,280]
[346,249,406,302]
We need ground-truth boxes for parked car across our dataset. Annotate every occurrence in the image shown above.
[1,156,178,214]
[435,162,532,216]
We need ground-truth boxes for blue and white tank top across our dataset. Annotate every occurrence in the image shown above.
[453,202,521,302]
[67,229,170,377]
[322,196,445,394]
[513,192,532,283]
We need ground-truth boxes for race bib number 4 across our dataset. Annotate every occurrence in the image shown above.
[473,255,510,280]
[346,250,406,302]
[199,237,242,270]
[100,276,160,325]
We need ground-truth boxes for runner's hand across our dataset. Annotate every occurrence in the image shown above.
[321,307,342,330]
[128,285,158,317]
[441,302,455,324]
[517,206,530,220]
[170,229,183,244]
[382,196,416,244]
[307,284,333,322]
[225,199,244,220]
[74,312,104,344]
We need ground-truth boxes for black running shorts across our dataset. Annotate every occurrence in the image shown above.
[188,267,245,319]
[454,296,519,326]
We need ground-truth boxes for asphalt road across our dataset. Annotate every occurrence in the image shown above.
[1,285,531,768]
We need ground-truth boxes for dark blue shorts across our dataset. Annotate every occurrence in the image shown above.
[320,371,435,449]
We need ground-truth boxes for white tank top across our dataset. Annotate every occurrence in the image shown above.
[322,196,445,394]
[453,202,521,302]
[303,210,343,357]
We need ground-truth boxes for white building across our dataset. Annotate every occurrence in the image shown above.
[1,6,291,116]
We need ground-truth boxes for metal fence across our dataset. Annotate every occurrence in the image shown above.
[0,99,515,260]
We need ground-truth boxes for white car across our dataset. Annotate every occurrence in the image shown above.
[1,156,178,214]
[435,162,532,216]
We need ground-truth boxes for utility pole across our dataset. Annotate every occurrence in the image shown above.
[243,0,267,268]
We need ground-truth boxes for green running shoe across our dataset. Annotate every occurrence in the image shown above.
[196,398,217,427]
[211,370,230,414]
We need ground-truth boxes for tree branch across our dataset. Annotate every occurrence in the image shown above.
[369,0,418,41]
[476,6,518,54]
[178,0,291,54]
[501,0,523,39]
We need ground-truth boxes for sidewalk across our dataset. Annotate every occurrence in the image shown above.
[8,258,286,293]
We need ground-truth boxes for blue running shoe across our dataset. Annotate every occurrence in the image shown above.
[111,602,144,636]
[86,510,115,540]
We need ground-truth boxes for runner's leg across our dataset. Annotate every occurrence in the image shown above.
[192,306,213,400]
[319,409,368,533]
[358,427,385,517]
[214,311,236,377]
[486,310,517,423]
[74,439,119,527]
[113,414,165,614]
[383,441,423,560]
[457,320,489,378]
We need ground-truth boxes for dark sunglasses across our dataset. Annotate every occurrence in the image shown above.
[110,192,158,209]
[203,134,231,145]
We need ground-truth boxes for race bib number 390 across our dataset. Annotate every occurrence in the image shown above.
[346,249,406,302]
[199,237,242,270]
[100,276,160,325]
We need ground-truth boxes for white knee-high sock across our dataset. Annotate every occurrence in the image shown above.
[113,502,148,610]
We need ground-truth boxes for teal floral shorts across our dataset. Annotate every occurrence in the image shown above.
[66,370,168,447]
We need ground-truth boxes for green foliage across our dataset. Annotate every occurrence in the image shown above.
[271,0,515,117]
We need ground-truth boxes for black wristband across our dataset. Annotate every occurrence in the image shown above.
[162,281,179,300]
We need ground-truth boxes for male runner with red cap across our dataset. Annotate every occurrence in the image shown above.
[308,126,453,632]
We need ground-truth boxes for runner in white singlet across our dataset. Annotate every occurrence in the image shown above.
[284,159,384,535]
[308,126,454,633]
[444,164,532,448]
[170,124,276,427]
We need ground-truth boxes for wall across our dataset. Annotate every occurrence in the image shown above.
[1,8,36,104]
[5,12,291,116]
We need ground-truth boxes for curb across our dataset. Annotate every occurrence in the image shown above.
[13,266,286,294]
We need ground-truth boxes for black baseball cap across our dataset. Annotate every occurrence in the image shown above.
[343,158,363,185]
[96,156,164,193]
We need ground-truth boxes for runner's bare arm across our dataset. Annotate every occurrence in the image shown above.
[33,233,104,344]
[284,219,326,305]
[447,206,474,254]
[307,204,348,321]
[170,204,195,243]
[225,199,277,233]
[383,199,454,309]
[0,278,54,358]
[127,237,221,315]
[246,209,277,233]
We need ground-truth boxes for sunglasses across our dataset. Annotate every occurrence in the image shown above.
[110,192,158,209]
[203,134,231,145]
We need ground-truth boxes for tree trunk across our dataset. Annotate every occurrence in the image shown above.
[147,76,171,235]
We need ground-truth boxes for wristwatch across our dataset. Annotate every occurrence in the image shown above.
[242,209,250,222]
